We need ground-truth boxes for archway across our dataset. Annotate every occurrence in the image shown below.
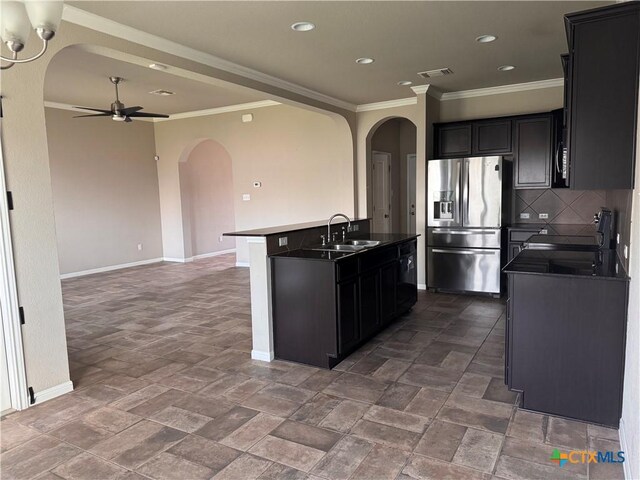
[178,139,236,260]
[366,117,418,234]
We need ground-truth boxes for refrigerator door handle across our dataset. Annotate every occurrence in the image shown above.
[461,158,469,226]
[431,248,498,255]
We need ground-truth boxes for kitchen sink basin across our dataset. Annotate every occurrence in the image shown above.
[342,240,381,247]
[313,244,363,251]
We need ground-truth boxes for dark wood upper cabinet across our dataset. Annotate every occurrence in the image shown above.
[513,115,552,189]
[473,120,512,155]
[565,3,639,190]
[436,124,472,157]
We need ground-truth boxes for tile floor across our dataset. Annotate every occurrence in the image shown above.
[1,255,624,480]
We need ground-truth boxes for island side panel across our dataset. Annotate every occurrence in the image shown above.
[247,237,274,361]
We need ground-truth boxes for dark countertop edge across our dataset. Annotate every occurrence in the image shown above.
[224,218,371,237]
[504,268,629,282]
[269,234,420,262]
[506,223,596,229]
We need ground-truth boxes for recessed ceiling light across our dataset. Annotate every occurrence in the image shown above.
[356,57,375,65]
[397,81,413,86]
[149,89,175,96]
[497,65,515,71]
[291,22,315,32]
[476,34,497,43]
[149,63,168,71]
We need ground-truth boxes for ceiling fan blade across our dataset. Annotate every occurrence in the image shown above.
[73,113,112,118]
[120,106,143,115]
[127,111,170,118]
[73,106,113,114]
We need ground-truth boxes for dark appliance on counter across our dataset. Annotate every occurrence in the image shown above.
[594,207,613,249]
[427,156,511,295]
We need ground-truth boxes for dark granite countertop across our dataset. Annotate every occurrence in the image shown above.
[224,218,371,237]
[270,233,419,262]
[504,249,628,281]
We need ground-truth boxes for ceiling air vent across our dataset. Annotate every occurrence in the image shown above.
[417,68,454,79]
[149,89,175,96]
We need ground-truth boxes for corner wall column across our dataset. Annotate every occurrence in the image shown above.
[247,237,274,361]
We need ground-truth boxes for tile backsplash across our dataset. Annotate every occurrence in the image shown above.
[514,189,606,225]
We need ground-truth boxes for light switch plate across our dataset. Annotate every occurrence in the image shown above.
[538,213,549,219]
[617,233,620,244]
[278,236,288,247]
[520,213,530,219]
[242,194,251,201]
[624,245,628,259]
[352,224,359,231]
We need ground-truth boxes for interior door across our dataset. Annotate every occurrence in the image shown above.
[463,156,502,228]
[372,152,391,233]
[406,154,416,234]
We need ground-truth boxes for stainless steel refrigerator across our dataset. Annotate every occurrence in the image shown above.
[427,156,510,295]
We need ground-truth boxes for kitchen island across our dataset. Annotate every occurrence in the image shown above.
[271,234,418,368]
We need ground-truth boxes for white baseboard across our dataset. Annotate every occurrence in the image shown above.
[619,417,634,480]
[193,248,236,260]
[163,257,193,263]
[418,283,427,290]
[251,350,274,362]
[60,258,163,279]
[235,262,250,268]
[34,380,74,405]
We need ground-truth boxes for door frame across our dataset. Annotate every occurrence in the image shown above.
[406,154,417,234]
[0,111,29,412]
[372,151,392,233]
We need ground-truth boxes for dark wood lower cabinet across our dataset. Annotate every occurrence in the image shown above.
[272,239,417,369]
[506,273,628,427]
[337,279,359,355]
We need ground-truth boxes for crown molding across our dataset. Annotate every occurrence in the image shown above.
[410,85,431,95]
[356,97,417,113]
[156,100,281,121]
[62,5,357,112]
[439,78,564,101]
[45,100,281,122]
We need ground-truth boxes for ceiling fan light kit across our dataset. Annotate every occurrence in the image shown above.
[73,76,170,123]
[0,0,64,70]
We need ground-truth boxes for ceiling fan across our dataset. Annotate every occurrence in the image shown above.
[73,76,169,123]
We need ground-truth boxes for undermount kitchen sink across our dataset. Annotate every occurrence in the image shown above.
[342,240,381,247]
[308,239,381,252]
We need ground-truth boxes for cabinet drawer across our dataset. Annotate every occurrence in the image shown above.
[508,229,540,242]
[336,257,358,281]
[360,247,397,272]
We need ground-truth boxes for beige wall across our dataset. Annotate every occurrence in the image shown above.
[45,108,163,275]
[179,139,236,256]
[154,104,354,263]
[438,86,563,123]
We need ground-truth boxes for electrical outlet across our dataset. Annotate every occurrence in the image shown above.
[137,243,143,251]
[538,213,549,219]
[617,233,620,244]
[242,194,251,201]
[624,245,628,259]
[540,229,548,235]
[352,224,360,232]
[219,236,224,242]
[520,213,530,219]
[278,236,288,247]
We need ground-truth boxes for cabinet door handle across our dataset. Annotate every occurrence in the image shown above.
[555,142,562,174]
[432,248,497,255]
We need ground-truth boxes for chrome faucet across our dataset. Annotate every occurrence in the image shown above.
[327,213,351,243]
